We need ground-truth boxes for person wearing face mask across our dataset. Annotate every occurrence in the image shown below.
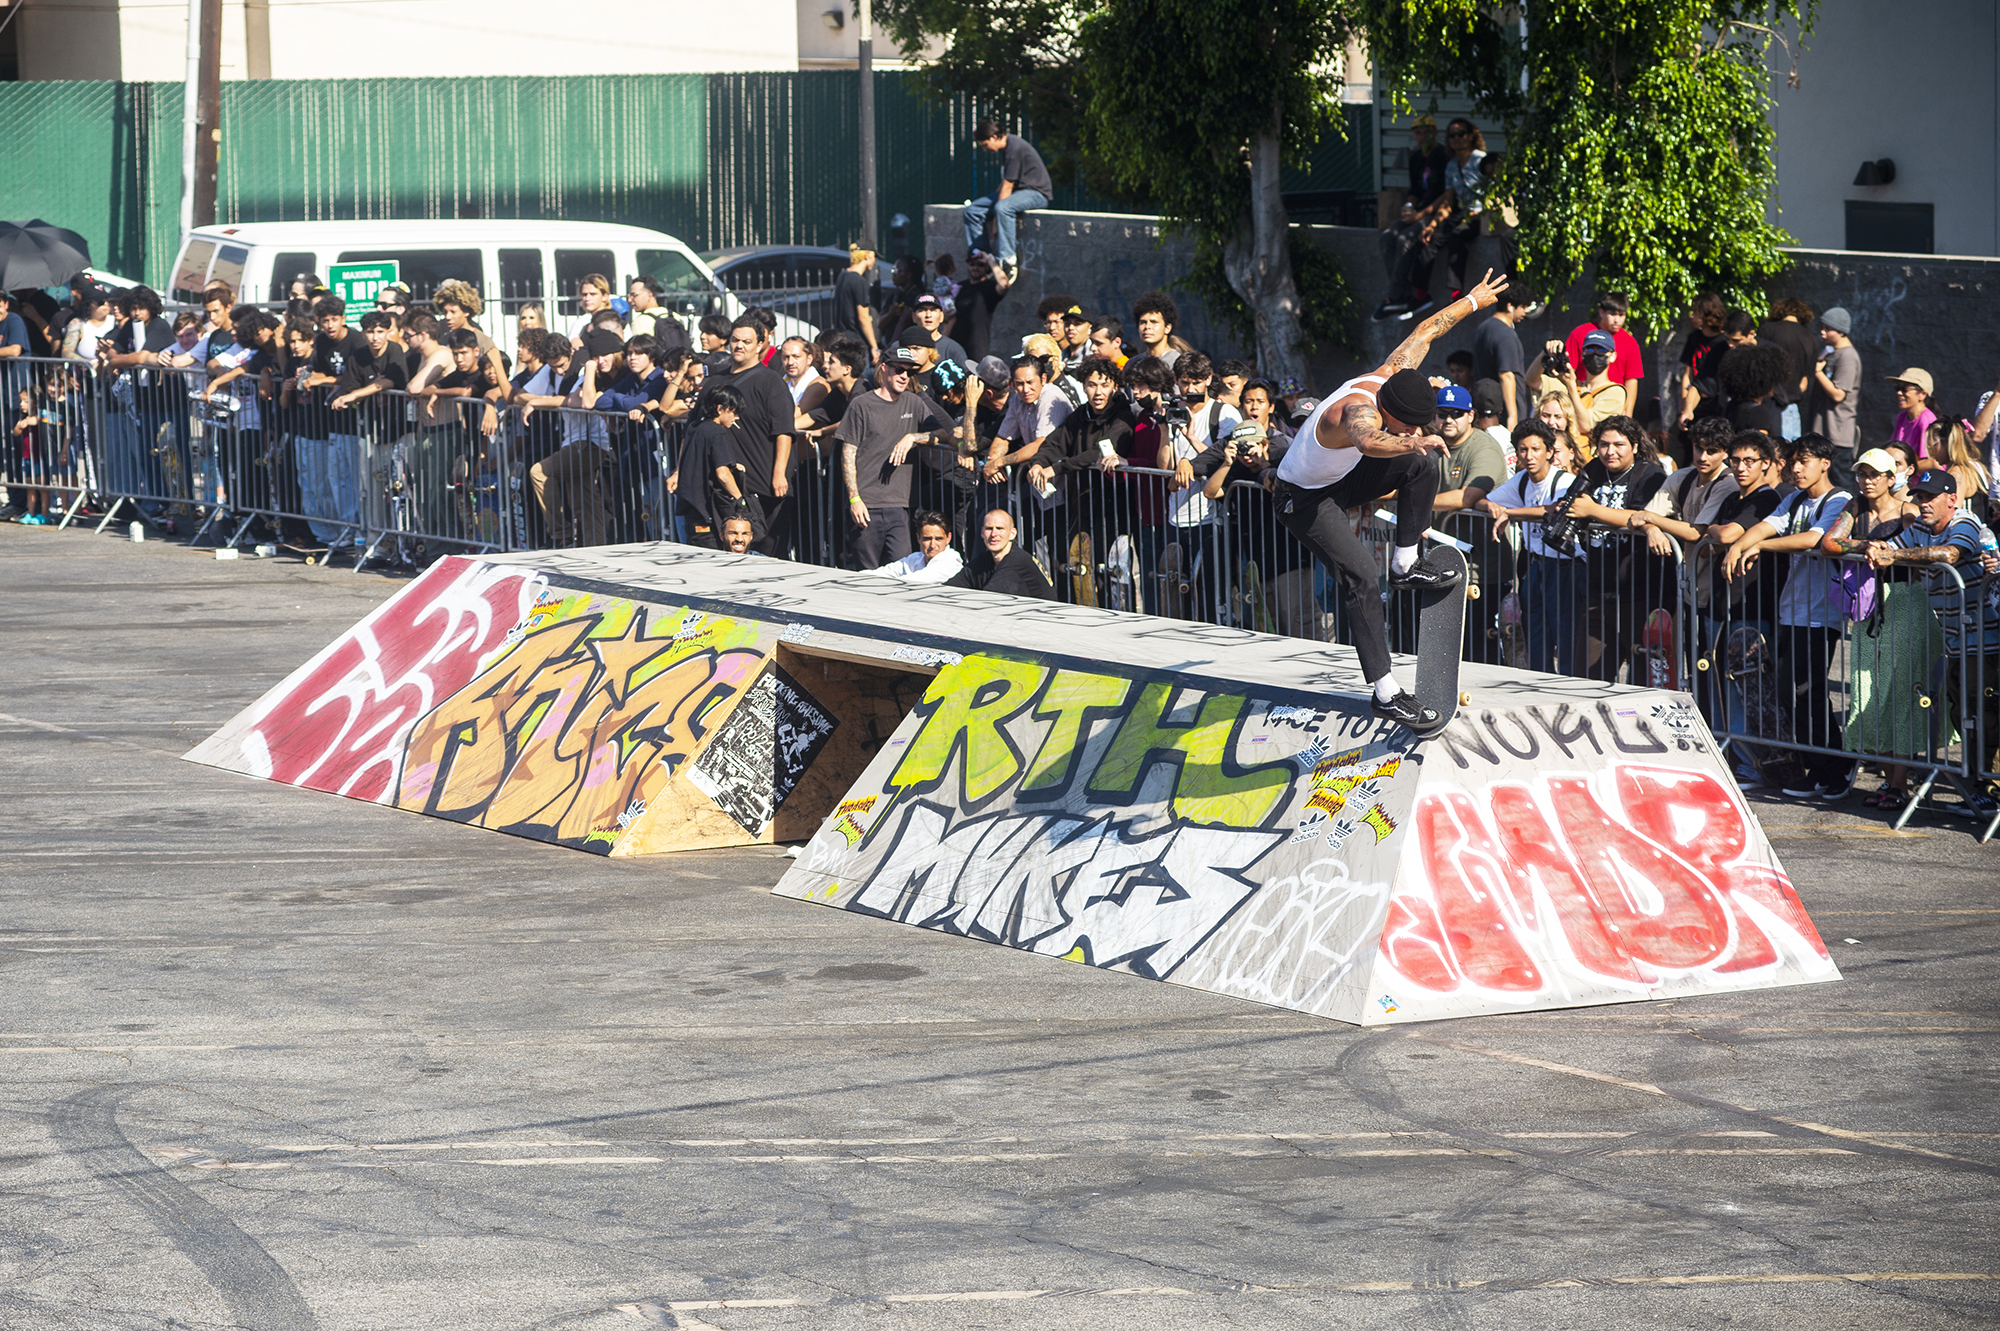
[1532,328,1626,436]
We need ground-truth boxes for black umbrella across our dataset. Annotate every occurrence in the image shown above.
[0,218,93,290]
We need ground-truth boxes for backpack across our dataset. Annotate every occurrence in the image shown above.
[1828,560,1877,624]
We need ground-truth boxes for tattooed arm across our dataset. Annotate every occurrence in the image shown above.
[842,439,870,527]
[1377,269,1511,374]
[1327,399,1447,458]
[1867,538,1964,568]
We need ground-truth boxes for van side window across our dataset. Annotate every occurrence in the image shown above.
[171,240,216,303]
[269,252,317,302]
[499,249,544,311]
[335,250,484,304]
[637,248,724,317]
[555,249,616,316]
[209,246,249,300]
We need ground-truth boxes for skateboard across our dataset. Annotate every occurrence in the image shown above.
[1068,530,1098,608]
[1413,546,1472,734]
[1106,534,1139,612]
[1721,623,1791,776]
[451,455,478,541]
[1239,559,1273,633]
[1158,540,1189,619]
[1640,607,1681,690]
[278,541,333,567]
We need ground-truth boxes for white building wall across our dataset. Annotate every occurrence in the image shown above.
[1768,0,2000,256]
[109,0,799,81]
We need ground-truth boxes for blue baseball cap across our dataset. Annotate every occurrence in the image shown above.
[1582,329,1617,356]
[1435,384,1473,412]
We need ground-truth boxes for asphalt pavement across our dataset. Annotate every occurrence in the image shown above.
[3,523,1997,1330]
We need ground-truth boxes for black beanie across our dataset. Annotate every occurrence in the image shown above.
[1378,368,1436,428]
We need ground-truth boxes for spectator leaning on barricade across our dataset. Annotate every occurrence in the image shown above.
[312,295,377,546]
[1721,432,1855,798]
[1635,415,1739,605]
[1431,381,1511,663]
[1153,352,1243,621]
[963,119,1052,284]
[1027,355,1136,581]
[1828,448,1933,809]
[1482,418,1583,675]
[1865,467,2000,816]
[695,319,797,555]
[1886,367,1937,460]
[528,326,622,548]
[98,286,177,523]
[870,510,965,584]
[1549,415,1669,682]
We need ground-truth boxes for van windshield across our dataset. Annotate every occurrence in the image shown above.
[171,241,215,303]
[638,248,728,318]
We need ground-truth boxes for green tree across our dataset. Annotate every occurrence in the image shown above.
[1361,0,1813,334]
[1076,0,1359,384]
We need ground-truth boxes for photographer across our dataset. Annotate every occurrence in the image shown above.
[1530,328,1626,436]
[1155,353,1242,619]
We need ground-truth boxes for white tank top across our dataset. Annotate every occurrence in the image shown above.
[1275,373,1386,489]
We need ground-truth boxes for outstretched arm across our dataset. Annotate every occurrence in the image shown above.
[1377,269,1509,374]
[1335,399,1446,459]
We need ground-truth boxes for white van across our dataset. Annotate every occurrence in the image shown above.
[166,218,813,344]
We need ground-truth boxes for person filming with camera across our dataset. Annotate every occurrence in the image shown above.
[1530,328,1627,436]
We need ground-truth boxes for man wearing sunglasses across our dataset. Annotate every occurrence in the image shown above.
[836,345,956,569]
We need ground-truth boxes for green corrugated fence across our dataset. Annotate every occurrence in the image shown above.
[0,72,1371,289]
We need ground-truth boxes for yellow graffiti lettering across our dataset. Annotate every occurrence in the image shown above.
[1022,670,1131,793]
[888,656,1048,803]
[1086,683,1292,828]
[1305,751,1402,819]
[1361,805,1397,842]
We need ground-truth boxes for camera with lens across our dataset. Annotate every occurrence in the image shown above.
[1542,340,1571,379]
[1155,392,1191,430]
[1540,489,1585,555]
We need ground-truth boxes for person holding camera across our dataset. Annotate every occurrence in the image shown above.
[1273,270,1511,735]
[1531,328,1626,438]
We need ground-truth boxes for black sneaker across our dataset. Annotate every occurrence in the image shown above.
[1407,295,1437,319]
[0,503,22,523]
[1371,298,1411,323]
[1373,690,1448,737]
[1388,556,1464,592]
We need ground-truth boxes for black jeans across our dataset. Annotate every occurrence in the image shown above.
[1945,649,2000,784]
[1275,451,1439,683]
[852,505,912,570]
[1776,623,1847,781]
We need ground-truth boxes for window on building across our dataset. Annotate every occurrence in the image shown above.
[1846,202,1934,255]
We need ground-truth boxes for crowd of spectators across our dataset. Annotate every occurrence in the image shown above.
[6,189,2000,810]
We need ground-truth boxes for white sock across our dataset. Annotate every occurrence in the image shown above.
[1372,674,1401,703]
[1389,543,1420,575]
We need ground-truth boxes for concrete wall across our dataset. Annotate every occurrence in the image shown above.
[1768,0,2000,258]
[929,203,2000,445]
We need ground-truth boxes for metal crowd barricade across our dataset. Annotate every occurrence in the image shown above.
[1683,536,1997,835]
[1,356,109,530]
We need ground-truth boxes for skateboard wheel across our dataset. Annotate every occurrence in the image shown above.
[1467,586,1480,600]
[1918,694,1933,709]
[1695,657,1710,671]
[1458,691,1470,706]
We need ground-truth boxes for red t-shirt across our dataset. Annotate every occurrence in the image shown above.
[1565,322,1645,389]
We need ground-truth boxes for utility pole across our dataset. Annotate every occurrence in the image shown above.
[858,0,877,251]
[178,0,222,243]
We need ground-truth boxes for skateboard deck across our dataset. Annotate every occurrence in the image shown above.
[1106,534,1138,612]
[1068,531,1098,608]
[1159,540,1189,620]
[1239,559,1272,633]
[1414,546,1471,733]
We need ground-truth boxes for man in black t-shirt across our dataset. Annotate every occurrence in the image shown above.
[100,286,179,519]
[962,118,1052,282]
[831,247,879,360]
[694,318,797,555]
[1758,298,1818,441]
[311,295,376,544]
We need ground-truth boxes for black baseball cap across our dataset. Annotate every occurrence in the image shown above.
[882,345,924,369]
[1907,467,1956,499]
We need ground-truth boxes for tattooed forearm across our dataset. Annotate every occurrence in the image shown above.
[1340,401,1408,457]
[841,441,861,498]
[1383,298,1477,372]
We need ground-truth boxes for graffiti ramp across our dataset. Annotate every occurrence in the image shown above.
[187,543,1838,1025]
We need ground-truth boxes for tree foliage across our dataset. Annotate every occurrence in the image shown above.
[1076,0,1359,379]
[1361,0,1814,335]
[871,0,1103,186]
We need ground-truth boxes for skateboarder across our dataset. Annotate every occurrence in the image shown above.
[1272,270,1510,734]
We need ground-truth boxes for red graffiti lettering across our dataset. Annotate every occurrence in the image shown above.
[1487,785,1645,983]
[1415,793,1542,990]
